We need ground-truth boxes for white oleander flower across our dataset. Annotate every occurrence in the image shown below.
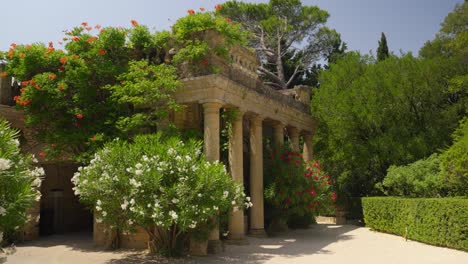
[96,205,102,211]
[102,211,107,217]
[223,191,229,199]
[96,218,103,223]
[246,196,251,202]
[169,210,178,220]
[0,158,11,171]
[0,206,6,216]
[135,169,143,176]
[198,193,202,197]
[172,198,179,204]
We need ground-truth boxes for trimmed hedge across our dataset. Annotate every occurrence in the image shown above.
[362,197,468,251]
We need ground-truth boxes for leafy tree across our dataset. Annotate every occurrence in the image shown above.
[219,0,339,89]
[439,118,468,196]
[312,52,465,197]
[1,11,246,162]
[377,32,389,61]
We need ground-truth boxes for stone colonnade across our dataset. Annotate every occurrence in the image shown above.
[201,100,314,246]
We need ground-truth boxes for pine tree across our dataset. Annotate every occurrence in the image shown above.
[377,32,389,61]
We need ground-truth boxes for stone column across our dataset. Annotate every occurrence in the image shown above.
[202,101,222,253]
[228,110,245,241]
[302,133,314,162]
[272,122,285,146]
[289,127,300,152]
[249,115,266,237]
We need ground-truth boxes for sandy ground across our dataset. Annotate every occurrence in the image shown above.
[3,224,467,264]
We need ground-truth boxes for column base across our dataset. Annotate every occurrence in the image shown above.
[248,228,267,238]
[207,239,223,254]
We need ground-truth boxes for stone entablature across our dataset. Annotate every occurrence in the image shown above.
[176,75,315,133]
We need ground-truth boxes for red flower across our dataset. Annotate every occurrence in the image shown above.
[63,37,68,41]
[296,191,302,196]
[1,72,7,77]
[91,135,97,141]
[76,113,83,119]
[200,7,205,11]
[48,73,57,80]
[86,37,97,43]
[81,22,88,27]
[131,19,139,26]
[59,85,64,91]
[59,67,65,72]
[314,176,319,181]
[10,43,17,48]
[21,80,29,86]
[20,88,25,93]
[187,9,195,15]
[98,49,106,55]
[225,18,232,22]
[19,52,26,58]
[19,99,31,106]
[215,4,222,11]
[310,190,316,197]
[72,54,80,59]
[72,36,80,41]
[201,60,209,66]
[60,56,67,65]
[58,41,63,45]
[13,96,21,102]
[331,192,337,201]
[85,26,92,31]
[39,151,46,158]
[308,205,315,209]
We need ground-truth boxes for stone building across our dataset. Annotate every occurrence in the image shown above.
[0,30,316,254]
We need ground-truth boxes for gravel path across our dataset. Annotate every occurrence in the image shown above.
[4,224,467,264]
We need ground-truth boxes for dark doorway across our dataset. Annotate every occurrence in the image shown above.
[39,163,93,236]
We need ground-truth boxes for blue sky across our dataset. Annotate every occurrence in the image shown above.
[0,0,463,57]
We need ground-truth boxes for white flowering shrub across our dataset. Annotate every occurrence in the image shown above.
[72,133,250,256]
[0,119,43,246]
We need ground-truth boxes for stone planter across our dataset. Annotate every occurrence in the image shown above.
[189,237,208,256]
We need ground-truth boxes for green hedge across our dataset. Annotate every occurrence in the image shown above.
[362,197,468,251]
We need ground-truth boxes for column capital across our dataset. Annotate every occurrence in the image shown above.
[202,101,223,110]
[272,121,285,129]
[249,114,264,125]
[288,126,300,135]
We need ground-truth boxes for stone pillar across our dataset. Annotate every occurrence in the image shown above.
[302,133,314,162]
[228,110,245,241]
[272,122,285,146]
[202,101,222,253]
[249,115,266,237]
[289,127,300,152]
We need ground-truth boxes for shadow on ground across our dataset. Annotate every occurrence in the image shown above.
[106,224,358,264]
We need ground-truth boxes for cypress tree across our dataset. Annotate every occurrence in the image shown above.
[377,32,389,61]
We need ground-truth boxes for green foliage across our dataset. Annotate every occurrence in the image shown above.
[1,11,247,163]
[439,118,468,196]
[219,0,339,89]
[379,154,445,197]
[362,197,468,251]
[0,119,43,245]
[264,145,335,225]
[313,51,466,198]
[72,133,250,256]
[377,32,389,61]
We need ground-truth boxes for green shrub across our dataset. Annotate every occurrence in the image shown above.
[0,119,43,246]
[264,145,336,228]
[362,197,468,251]
[439,117,468,196]
[72,133,250,256]
[379,154,446,197]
